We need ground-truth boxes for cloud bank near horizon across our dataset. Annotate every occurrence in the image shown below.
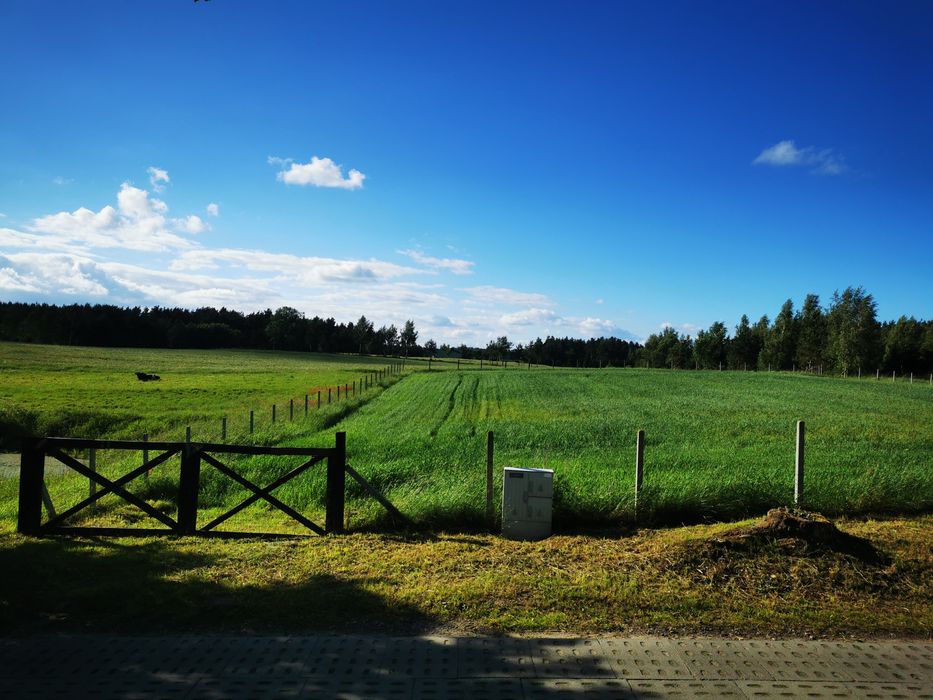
[0,170,636,345]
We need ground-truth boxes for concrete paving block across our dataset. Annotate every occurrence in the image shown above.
[300,677,413,699]
[188,676,305,699]
[524,678,637,698]
[812,642,930,683]
[528,638,617,678]
[673,640,775,680]
[0,674,196,700]
[377,636,458,678]
[599,638,694,680]
[629,679,746,697]
[414,678,522,700]
[458,636,536,677]
[739,641,854,682]
[739,680,856,698]
[849,682,933,700]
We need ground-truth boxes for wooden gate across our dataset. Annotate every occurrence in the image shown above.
[17,432,407,538]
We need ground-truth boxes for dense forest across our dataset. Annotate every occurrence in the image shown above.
[639,287,933,375]
[1,285,930,373]
[0,301,639,367]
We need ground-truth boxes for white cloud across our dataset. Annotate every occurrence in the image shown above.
[753,140,846,175]
[9,176,211,254]
[463,285,551,306]
[176,215,209,234]
[171,248,421,284]
[398,249,474,275]
[206,202,219,217]
[273,155,365,190]
[500,308,560,326]
[147,166,170,191]
[52,176,73,186]
[595,298,604,305]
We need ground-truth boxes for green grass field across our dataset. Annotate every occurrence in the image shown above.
[1,343,931,530]
[0,342,445,448]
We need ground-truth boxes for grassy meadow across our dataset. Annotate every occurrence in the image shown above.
[0,342,930,531]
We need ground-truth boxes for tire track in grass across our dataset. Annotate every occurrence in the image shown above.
[429,374,463,437]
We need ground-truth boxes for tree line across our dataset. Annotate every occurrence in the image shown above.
[639,287,933,375]
[2,286,928,373]
[0,301,642,366]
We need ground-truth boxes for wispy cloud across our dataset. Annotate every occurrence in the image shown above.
[398,249,474,275]
[52,176,73,186]
[753,140,846,175]
[206,203,219,217]
[271,155,365,190]
[147,166,170,192]
[463,285,551,306]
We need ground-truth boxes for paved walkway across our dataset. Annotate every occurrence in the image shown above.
[1,634,930,699]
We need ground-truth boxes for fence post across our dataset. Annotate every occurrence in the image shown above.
[186,426,191,443]
[305,394,309,416]
[326,432,346,534]
[635,429,645,514]
[795,421,805,507]
[178,443,201,534]
[328,388,332,404]
[249,410,254,434]
[318,391,321,409]
[272,404,277,423]
[143,433,150,484]
[486,431,494,529]
[221,417,227,441]
[290,398,294,420]
[337,385,341,400]
[17,437,44,535]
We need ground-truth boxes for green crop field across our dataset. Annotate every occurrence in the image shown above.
[0,342,450,448]
[0,343,931,531]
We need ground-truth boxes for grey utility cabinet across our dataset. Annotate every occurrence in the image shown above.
[501,467,553,541]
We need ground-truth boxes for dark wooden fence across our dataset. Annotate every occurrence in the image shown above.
[17,432,406,538]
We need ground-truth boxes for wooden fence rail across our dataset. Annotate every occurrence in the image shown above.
[16,432,403,539]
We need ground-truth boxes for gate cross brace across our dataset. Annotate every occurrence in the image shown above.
[43,448,181,530]
[200,453,326,535]
[344,463,411,527]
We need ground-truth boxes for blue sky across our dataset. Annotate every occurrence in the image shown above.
[1,1,931,345]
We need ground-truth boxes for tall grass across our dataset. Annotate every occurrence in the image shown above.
[2,342,930,531]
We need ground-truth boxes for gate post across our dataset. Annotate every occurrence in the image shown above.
[178,443,201,534]
[17,437,44,535]
[326,432,346,534]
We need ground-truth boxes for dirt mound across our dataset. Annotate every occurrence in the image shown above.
[711,507,885,563]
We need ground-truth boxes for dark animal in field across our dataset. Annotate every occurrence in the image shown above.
[135,372,161,382]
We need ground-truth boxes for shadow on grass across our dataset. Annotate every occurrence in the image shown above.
[0,536,432,635]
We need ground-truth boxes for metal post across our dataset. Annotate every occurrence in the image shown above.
[795,421,805,507]
[290,399,294,420]
[486,431,494,528]
[326,432,346,534]
[318,391,321,409]
[17,437,44,535]
[221,417,227,441]
[305,394,309,416]
[272,404,276,423]
[328,388,332,404]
